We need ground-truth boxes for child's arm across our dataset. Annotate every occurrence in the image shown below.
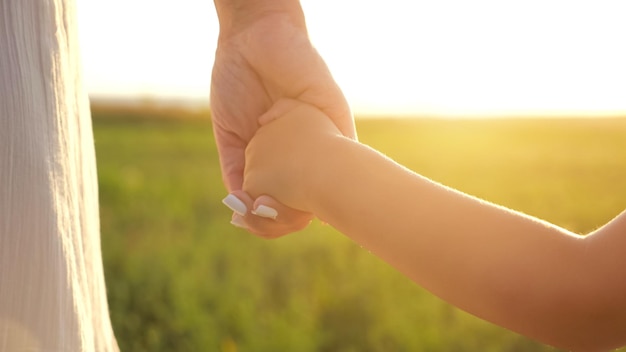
[243,99,626,351]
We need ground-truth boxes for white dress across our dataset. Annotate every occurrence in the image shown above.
[0,0,119,350]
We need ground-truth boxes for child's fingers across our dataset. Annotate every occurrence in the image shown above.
[243,213,313,239]
[222,191,313,239]
[244,195,314,238]
[257,98,302,126]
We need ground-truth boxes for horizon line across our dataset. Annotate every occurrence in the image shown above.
[89,95,626,120]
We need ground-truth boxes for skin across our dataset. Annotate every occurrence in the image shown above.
[242,98,626,352]
[211,0,356,237]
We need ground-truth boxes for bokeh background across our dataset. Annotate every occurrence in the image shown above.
[94,107,626,351]
[79,1,626,350]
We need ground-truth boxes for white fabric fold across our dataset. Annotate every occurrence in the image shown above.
[0,0,119,350]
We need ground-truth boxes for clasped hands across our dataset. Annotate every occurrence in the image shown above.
[210,11,356,238]
[224,99,344,237]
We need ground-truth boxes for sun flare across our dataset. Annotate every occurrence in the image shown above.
[79,0,626,116]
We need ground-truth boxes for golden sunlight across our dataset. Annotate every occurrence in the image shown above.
[79,0,626,116]
[304,0,626,116]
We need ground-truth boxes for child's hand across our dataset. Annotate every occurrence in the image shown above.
[242,99,342,225]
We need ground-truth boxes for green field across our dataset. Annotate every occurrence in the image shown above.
[93,106,626,351]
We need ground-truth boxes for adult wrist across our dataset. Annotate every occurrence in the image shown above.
[214,0,306,40]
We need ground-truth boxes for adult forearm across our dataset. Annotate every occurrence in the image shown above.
[213,0,306,38]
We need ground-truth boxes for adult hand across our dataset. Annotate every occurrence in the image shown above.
[211,1,356,237]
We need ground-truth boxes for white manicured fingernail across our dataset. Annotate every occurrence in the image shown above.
[252,205,278,219]
[222,194,247,216]
[230,215,247,229]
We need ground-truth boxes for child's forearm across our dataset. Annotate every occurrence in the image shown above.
[243,102,626,350]
[304,135,624,351]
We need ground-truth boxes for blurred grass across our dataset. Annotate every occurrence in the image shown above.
[93,106,626,352]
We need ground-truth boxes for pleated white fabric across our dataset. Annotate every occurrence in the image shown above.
[0,0,119,350]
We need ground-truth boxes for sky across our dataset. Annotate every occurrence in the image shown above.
[77,0,626,117]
